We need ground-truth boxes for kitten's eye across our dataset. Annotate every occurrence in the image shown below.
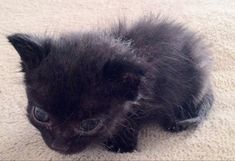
[80,119,100,132]
[33,106,49,122]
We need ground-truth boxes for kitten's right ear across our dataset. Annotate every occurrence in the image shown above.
[7,33,49,71]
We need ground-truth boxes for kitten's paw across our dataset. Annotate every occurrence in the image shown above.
[103,138,137,153]
[162,117,201,132]
[160,92,213,133]
[103,115,139,153]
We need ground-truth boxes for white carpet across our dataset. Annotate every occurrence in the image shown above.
[0,0,234,160]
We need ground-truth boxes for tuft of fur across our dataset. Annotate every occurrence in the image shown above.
[7,16,213,154]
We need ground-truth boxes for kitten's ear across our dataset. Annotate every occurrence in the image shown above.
[103,59,145,100]
[7,33,49,71]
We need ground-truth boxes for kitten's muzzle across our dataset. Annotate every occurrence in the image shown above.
[49,136,90,154]
[50,138,71,152]
[47,119,104,154]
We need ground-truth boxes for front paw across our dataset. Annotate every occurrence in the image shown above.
[162,117,201,132]
[163,120,188,132]
[103,137,137,153]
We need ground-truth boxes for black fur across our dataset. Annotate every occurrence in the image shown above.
[7,17,213,154]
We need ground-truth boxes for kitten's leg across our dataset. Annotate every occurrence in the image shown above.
[159,91,214,132]
[103,118,139,153]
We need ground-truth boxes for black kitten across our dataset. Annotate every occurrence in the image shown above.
[7,17,213,154]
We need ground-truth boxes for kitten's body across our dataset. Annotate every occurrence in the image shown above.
[8,17,213,154]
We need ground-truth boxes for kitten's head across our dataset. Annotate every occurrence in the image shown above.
[7,33,144,154]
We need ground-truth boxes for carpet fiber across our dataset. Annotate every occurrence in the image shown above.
[0,0,234,160]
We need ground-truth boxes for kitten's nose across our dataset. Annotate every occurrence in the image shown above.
[61,128,76,138]
[51,138,70,152]
[53,126,75,138]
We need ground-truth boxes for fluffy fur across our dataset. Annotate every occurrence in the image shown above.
[7,17,213,154]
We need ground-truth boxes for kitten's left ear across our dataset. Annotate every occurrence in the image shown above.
[7,33,50,71]
[103,59,145,100]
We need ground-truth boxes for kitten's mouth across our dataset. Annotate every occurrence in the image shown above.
[49,142,88,154]
[50,138,71,153]
[48,136,91,154]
